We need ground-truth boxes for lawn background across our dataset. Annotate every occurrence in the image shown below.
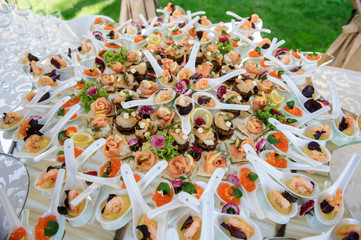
[26,0,354,52]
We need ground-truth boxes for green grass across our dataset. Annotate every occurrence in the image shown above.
[26,0,353,52]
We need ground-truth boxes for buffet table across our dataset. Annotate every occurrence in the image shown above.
[1,7,361,240]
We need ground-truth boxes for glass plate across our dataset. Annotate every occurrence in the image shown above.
[329,140,361,221]
[0,153,30,240]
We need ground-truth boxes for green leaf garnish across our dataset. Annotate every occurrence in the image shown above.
[58,130,69,141]
[231,187,242,198]
[286,118,297,124]
[157,182,171,196]
[57,150,64,156]
[182,182,197,195]
[286,100,295,109]
[278,70,284,77]
[57,108,65,117]
[44,220,59,237]
[70,94,76,101]
[276,154,287,160]
[267,134,281,145]
[248,172,258,182]
[255,46,261,55]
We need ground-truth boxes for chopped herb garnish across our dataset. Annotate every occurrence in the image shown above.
[267,134,281,144]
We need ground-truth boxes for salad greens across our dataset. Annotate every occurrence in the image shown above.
[142,130,178,161]
[103,47,127,64]
[78,82,108,113]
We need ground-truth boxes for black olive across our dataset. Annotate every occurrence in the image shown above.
[196,31,204,41]
[253,86,259,95]
[197,96,211,105]
[142,114,150,119]
[304,99,322,113]
[261,43,270,49]
[302,85,315,98]
[181,216,194,230]
[229,65,235,70]
[308,141,322,152]
[57,206,67,215]
[136,225,151,240]
[108,30,115,39]
[320,199,334,214]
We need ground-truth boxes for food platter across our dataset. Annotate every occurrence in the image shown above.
[1,3,361,240]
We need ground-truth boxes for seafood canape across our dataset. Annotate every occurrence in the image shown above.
[50,55,68,69]
[16,118,43,141]
[136,215,158,240]
[267,132,289,153]
[336,116,355,136]
[87,115,112,139]
[37,70,60,88]
[114,89,139,110]
[283,100,303,117]
[196,62,213,78]
[177,215,202,240]
[129,62,147,82]
[154,89,174,104]
[286,176,315,197]
[193,78,210,91]
[228,138,256,163]
[257,78,275,94]
[335,223,361,239]
[232,78,256,102]
[221,91,243,117]
[102,135,131,159]
[152,181,174,207]
[35,164,66,190]
[159,70,175,87]
[175,94,193,116]
[193,125,218,151]
[264,151,288,168]
[164,43,186,64]
[199,151,228,176]
[90,97,113,116]
[1,112,24,130]
[194,94,216,108]
[151,105,175,128]
[114,109,140,135]
[252,95,269,112]
[301,141,328,162]
[138,80,158,97]
[237,116,266,140]
[203,43,223,69]
[115,72,138,89]
[213,112,235,140]
[83,67,101,79]
[78,40,93,55]
[101,194,131,221]
[217,182,242,205]
[304,125,331,140]
[135,119,158,142]
[224,51,242,65]
[134,149,158,172]
[161,58,180,75]
[99,74,116,91]
[319,188,343,220]
[168,125,191,151]
[34,215,58,240]
[100,157,122,178]
[239,167,258,192]
[267,190,295,215]
[24,134,50,153]
[221,217,254,239]
[163,155,195,180]
[8,227,28,240]
[29,60,44,77]
[58,189,86,218]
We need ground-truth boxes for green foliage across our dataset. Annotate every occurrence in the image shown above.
[78,82,108,113]
[103,48,127,64]
[255,105,286,130]
[142,130,179,161]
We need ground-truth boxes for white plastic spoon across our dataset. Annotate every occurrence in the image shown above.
[191,69,245,91]
[302,218,361,240]
[259,150,330,173]
[233,31,257,48]
[237,163,265,219]
[38,81,78,105]
[36,169,66,240]
[174,95,194,135]
[245,148,320,199]
[59,139,92,227]
[12,96,72,142]
[27,85,52,104]
[14,104,80,159]
[121,164,160,240]
[94,161,168,230]
[264,129,329,168]
[328,82,358,144]
[0,186,31,240]
[177,41,200,79]
[314,153,361,225]
[192,91,250,111]
[269,116,333,143]
[122,88,175,109]
[166,228,179,240]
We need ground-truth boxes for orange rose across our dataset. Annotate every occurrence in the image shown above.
[91,97,111,115]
